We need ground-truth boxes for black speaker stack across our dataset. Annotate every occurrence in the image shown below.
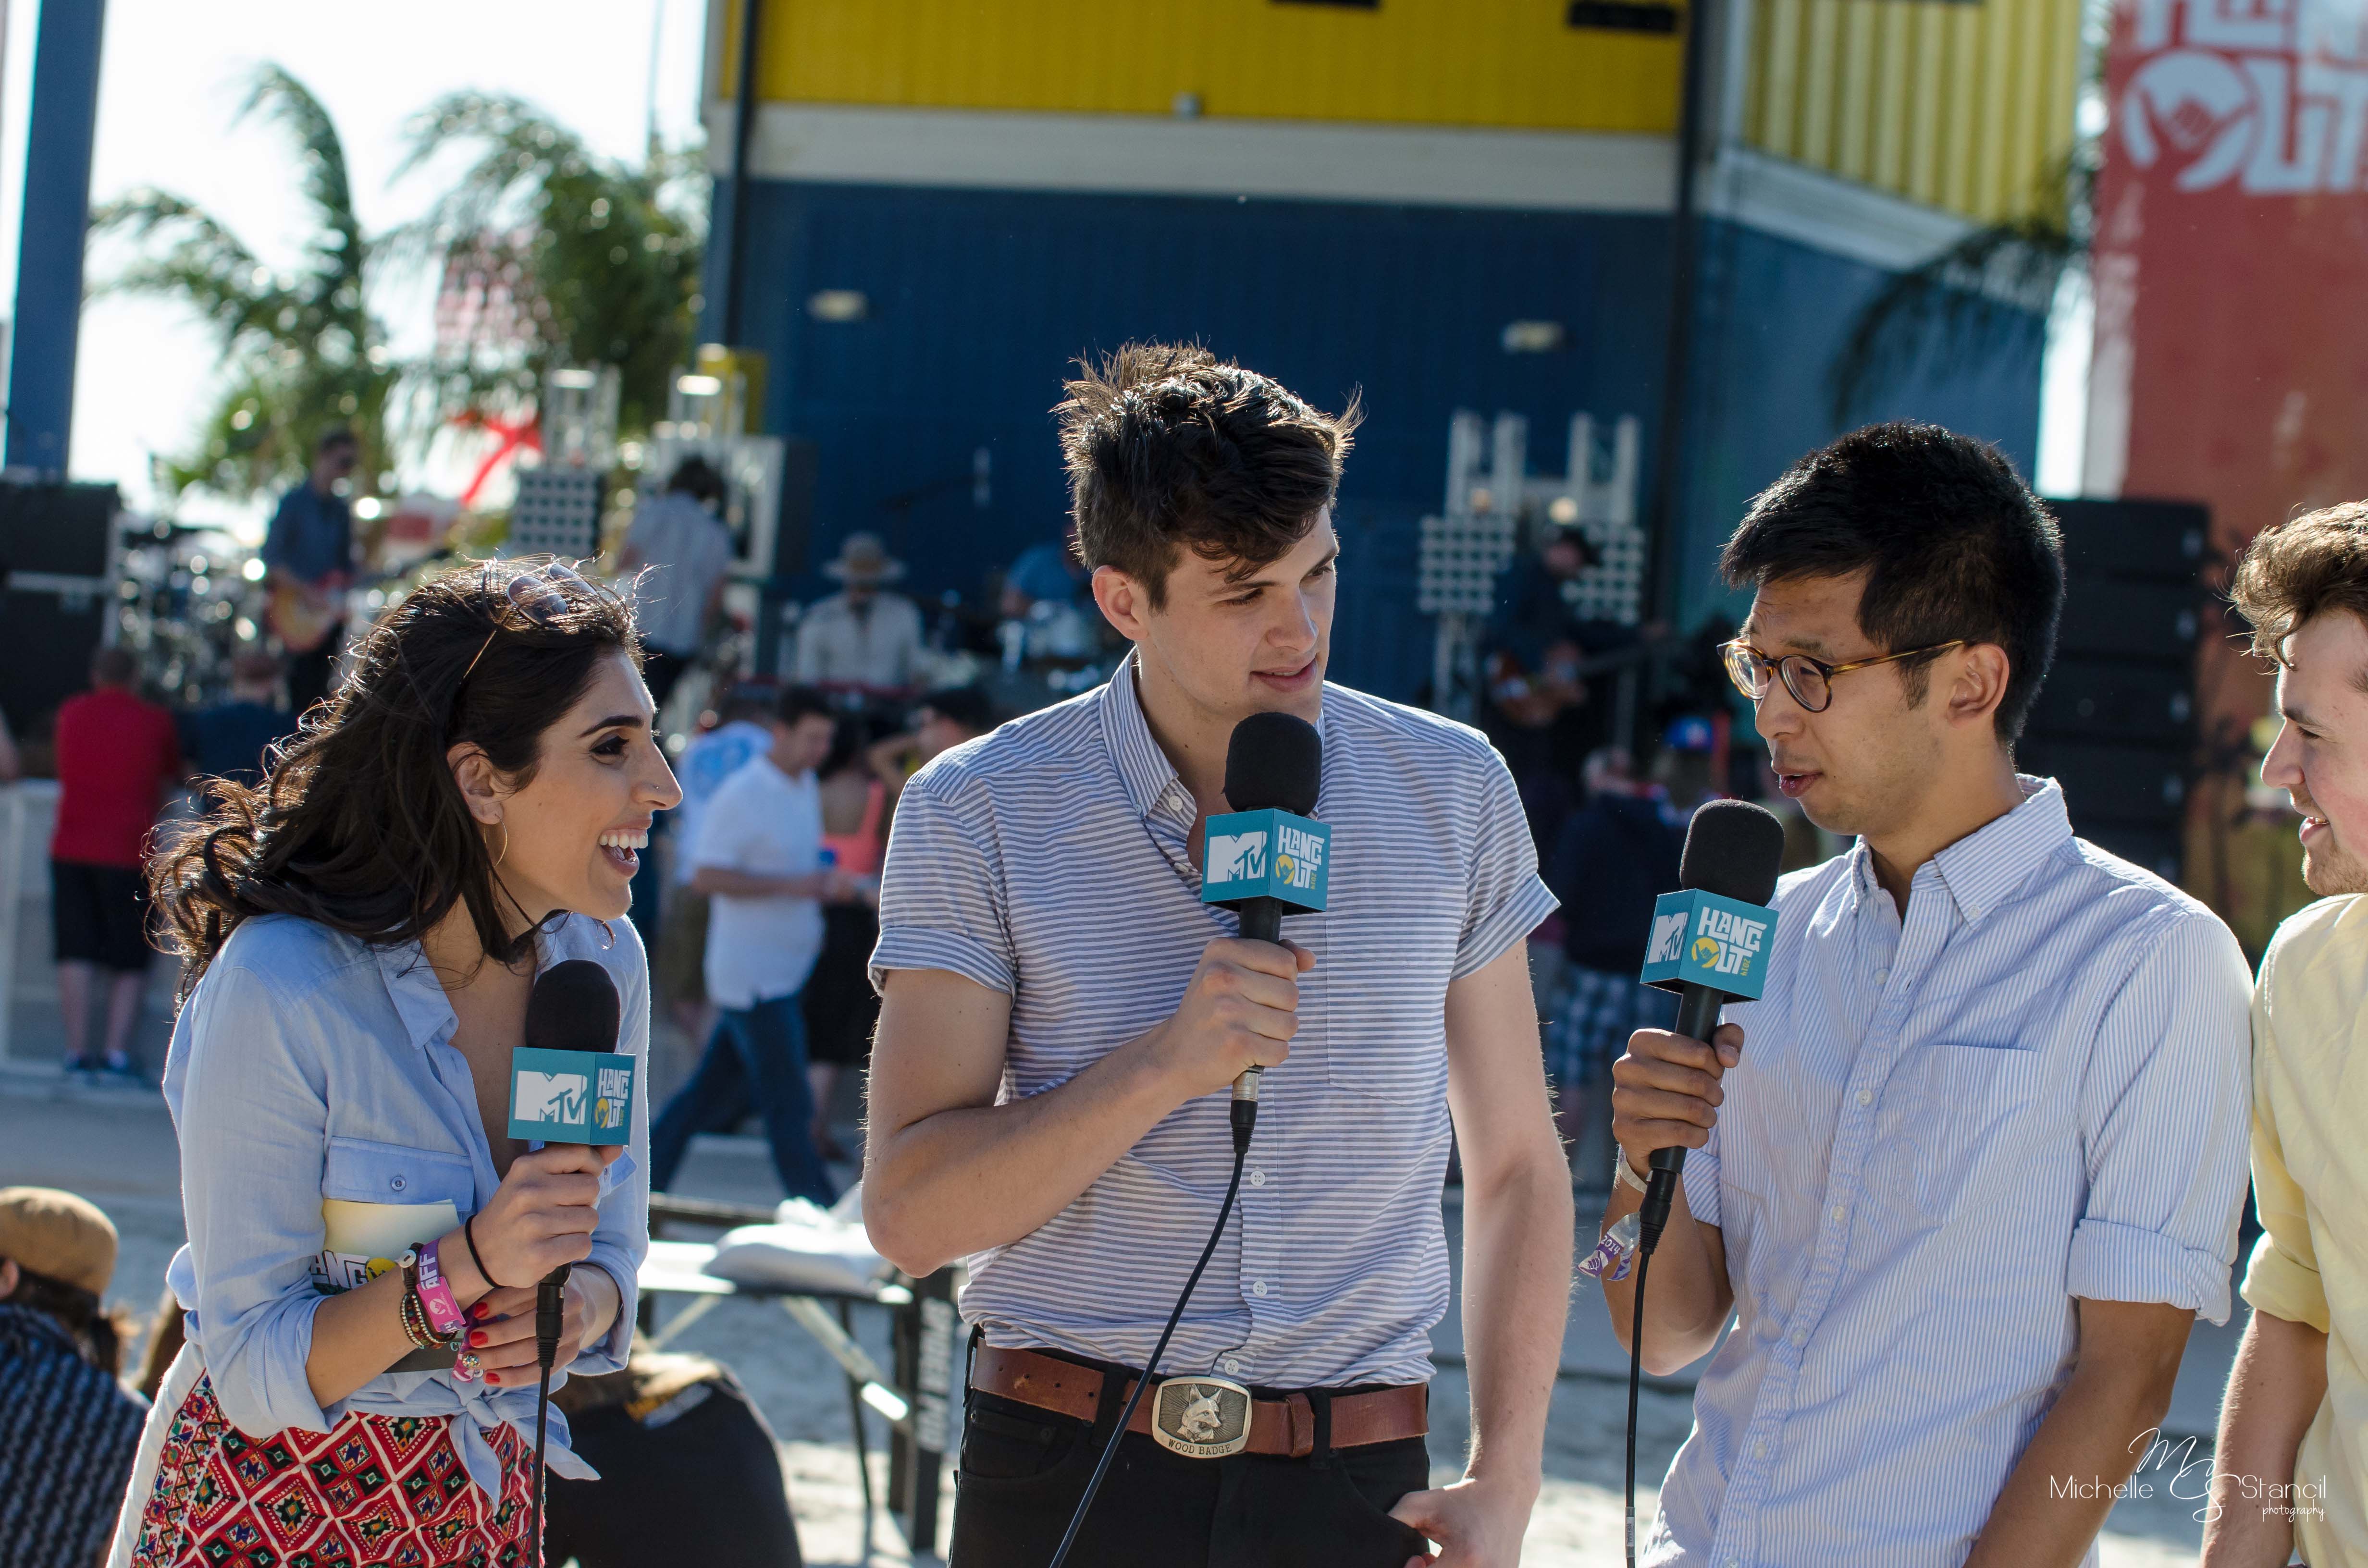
[2019,498,2208,882]
[0,480,119,739]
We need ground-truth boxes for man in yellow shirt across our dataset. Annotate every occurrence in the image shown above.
[2206,503,2368,1568]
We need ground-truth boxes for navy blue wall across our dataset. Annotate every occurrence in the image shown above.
[708,178,2043,702]
[1672,216,2047,634]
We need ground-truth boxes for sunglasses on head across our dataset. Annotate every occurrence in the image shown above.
[450,560,594,713]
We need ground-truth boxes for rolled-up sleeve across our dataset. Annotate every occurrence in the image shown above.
[1453,747,1559,981]
[2068,909,2254,1322]
[577,928,654,1374]
[2239,946,2331,1333]
[176,962,336,1435]
[870,769,1015,996]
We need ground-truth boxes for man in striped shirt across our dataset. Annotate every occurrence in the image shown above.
[1603,424,2252,1567]
[863,343,1572,1568]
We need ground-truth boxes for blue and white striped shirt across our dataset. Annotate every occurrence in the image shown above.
[1650,778,2252,1568]
[871,657,1557,1388]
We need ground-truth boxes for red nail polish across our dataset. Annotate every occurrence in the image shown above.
[468,1331,485,1348]
[485,1372,501,1384]
[469,1303,488,1321]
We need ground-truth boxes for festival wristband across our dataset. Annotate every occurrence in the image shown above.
[414,1238,466,1340]
[395,1252,447,1351]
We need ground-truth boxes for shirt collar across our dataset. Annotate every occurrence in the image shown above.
[368,916,614,1054]
[374,939,459,1054]
[1849,775,2071,923]
[1102,655,1186,820]
[1099,653,1340,821]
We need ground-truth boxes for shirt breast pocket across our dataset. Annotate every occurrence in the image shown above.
[1872,1043,2047,1224]
[1315,891,1459,1104]
[321,1135,477,1211]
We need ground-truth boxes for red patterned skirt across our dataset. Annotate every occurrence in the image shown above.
[126,1373,535,1568]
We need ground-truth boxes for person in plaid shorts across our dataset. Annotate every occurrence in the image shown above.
[1544,747,1685,1171]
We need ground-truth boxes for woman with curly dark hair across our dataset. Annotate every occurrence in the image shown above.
[105,559,680,1568]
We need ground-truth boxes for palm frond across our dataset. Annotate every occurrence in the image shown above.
[1825,149,2095,426]
[236,65,362,274]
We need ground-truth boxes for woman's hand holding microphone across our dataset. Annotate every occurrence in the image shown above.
[438,1144,626,1384]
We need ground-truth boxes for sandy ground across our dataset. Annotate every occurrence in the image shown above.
[0,1070,2220,1566]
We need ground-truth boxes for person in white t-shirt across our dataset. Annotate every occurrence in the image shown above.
[651,689,776,1039]
[646,686,847,1203]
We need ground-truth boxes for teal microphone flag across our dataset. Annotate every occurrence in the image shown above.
[1638,889,1778,999]
[508,1047,636,1144]
[1199,808,1331,911]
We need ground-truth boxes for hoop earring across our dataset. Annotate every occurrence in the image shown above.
[491,823,509,868]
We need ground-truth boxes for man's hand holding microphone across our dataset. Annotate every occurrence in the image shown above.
[1144,935,1315,1100]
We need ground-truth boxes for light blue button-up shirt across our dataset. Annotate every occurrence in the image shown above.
[158,911,650,1498]
[1648,779,2252,1568]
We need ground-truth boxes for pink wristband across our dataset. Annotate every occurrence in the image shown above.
[415,1237,466,1340]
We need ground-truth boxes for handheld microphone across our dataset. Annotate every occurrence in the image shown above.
[1204,710,1330,1152]
[1621,797,1784,1568]
[1633,798,1786,1252]
[508,959,631,1568]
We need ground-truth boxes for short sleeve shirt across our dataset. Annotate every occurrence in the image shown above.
[870,656,1556,1388]
[51,688,181,867]
[691,755,826,1009]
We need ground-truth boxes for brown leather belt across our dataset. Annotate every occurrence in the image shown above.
[969,1344,1427,1459]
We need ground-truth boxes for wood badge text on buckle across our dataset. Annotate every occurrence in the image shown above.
[1148,1374,1253,1458]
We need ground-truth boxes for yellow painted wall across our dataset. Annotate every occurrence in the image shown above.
[721,0,1683,135]
[1741,0,2081,222]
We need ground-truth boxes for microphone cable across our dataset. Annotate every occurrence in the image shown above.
[530,1262,571,1568]
[1625,1165,1681,1568]
[1624,1244,1652,1568]
[1045,1101,1256,1568]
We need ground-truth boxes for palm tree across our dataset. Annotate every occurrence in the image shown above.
[92,65,397,503]
[394,94,706,441]
[1824,152,2089,427]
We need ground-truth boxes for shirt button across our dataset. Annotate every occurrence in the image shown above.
[1251,1280,1269,1298]
[1248,1169,1267,1188]
[1874,968,1890,985]
[390,1176,407,1193]
[1790,1329,1807,1348]
[1856,1089,1873,1107]
[1831,1204,1847,1224]
[1223,1357,1243,1374]
[1752,1439,1768,1459]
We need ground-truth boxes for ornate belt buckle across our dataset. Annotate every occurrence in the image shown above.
[1148,1374,1253,1458]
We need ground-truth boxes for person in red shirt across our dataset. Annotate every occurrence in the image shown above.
[49,645,179,1081]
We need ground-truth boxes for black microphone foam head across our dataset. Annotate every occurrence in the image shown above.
[1678,798,1788,907]
[1223,710,1322,816]
[524,959,622,1054]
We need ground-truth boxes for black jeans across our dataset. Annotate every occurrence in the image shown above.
[950,1360,1433,1568]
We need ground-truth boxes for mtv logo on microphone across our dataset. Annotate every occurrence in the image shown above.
[509,1046,636,1145]
[1638,890,1778,999]
[1200,808,1331,913]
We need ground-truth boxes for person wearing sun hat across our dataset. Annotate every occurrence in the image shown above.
[791,530,925,691]
[0,1186,150,1568]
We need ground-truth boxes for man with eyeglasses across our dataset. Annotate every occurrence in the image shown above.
[1599,423,2253,1567]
